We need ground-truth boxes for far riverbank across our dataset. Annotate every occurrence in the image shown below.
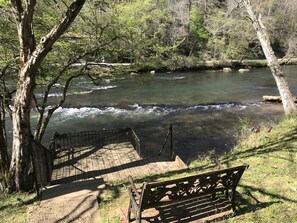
[133,57,297,73]
[75,57,297,76]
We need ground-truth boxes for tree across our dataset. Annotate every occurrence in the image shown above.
[269,0,297,57]
[185,1,262,60]
[7,0,86,191]
[186,6,208,57]
[32,1,118,143]
[0,0,119,191]
[0,87,10,191]
[108,0,177,63]
[238,0,297,115]
[0,1,19,191]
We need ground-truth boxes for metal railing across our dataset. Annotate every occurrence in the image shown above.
[129,129,141,157]
[31,128,141,187]
[32,140,55,186]
[51,128,141,156]
[159,124,173,159]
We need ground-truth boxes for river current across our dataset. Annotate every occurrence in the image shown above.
[21,66,297,162]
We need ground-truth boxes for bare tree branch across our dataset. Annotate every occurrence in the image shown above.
[34,65,86,141]
[23,0,86,73]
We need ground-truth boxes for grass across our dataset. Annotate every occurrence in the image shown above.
[97,117,297,222]
[1,117,296,223]
[0,192,38,223]
[222,117,297,223]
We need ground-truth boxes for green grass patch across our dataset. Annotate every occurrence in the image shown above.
[0,192,38,223]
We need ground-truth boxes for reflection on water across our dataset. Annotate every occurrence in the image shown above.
[9,66,296,162]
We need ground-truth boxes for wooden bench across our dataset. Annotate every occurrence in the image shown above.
[127,163,249,222]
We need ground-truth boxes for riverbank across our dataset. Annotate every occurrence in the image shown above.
[96,56,297,76]
[96,117,297,222]
[132,57,297,73]
[1,117,297,222]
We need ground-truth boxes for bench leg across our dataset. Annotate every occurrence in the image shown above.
[231,189,236,212]
[136,211,142,223]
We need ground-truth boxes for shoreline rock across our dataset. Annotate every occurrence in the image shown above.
[223,67,232,72]
[238,68,250,73]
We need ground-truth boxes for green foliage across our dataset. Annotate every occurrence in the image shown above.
[132,57,168,72]
[190,7,208,40]
[108,0,176,62]
[1,0,295,74]
[166,55,199,71]
[188,6,208,56]
[233,116,251,142]
[267,1,297,57]
[0,0,9,7]
[198,5,265,60]
[238,0,297,58]
[204,8,227,59]
[0,13,18,66]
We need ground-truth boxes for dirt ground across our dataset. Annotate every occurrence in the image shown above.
[28,179,105,223]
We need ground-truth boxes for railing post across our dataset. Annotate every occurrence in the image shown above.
[170,124,173,159]
[159,124,173,158]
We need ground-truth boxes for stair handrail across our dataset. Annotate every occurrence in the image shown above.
[159,124,173,158]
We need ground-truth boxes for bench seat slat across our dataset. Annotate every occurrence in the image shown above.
[143,186,226,209]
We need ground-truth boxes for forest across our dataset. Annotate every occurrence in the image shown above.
[2,0,297,72]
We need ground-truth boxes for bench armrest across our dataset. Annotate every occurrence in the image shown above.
[128,186,140,209]
[128,175,141,199]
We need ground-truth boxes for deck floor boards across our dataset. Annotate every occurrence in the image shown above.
[51,142,186,184]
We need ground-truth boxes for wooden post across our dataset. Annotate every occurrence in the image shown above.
[170,124,173,160]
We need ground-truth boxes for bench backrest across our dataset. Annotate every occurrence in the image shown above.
[139,164,249,210]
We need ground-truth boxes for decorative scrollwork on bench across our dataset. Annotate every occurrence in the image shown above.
[127,164,249,223]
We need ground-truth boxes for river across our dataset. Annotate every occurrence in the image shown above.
[25,65,297,162]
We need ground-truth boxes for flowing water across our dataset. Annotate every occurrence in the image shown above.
[17,66,297,162]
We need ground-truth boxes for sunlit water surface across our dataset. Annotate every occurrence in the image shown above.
[9,66,297,162]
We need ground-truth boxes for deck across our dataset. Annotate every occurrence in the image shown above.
[50,129,187,185]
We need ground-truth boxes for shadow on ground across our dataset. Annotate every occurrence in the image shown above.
[28,178,105,223]
[42,178,105,201]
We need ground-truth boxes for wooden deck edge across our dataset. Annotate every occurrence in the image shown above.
[172,152,188,169]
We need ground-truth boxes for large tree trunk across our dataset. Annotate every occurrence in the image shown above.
[8,0,86,191]
[9,72,36,191]
[240,0,297,115]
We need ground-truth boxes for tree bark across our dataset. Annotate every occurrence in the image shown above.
[0,98,9,191]
[240,0,297,115]
[8,0,86,191]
